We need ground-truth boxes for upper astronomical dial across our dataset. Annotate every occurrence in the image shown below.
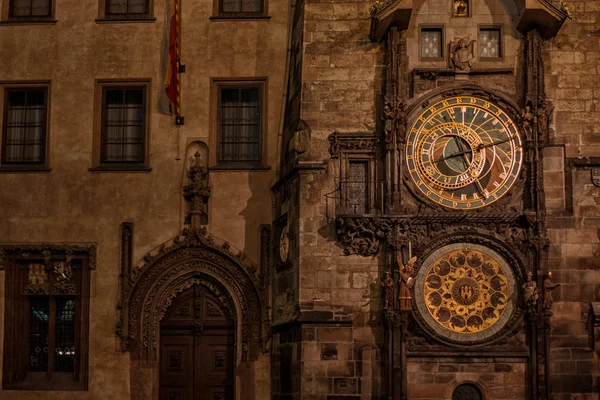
[406,96,523,210]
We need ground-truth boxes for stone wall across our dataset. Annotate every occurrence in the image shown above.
[543,1,600,398]
[0,0,289,397]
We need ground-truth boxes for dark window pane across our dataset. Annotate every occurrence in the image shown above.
[452,383,483,400]
[11,0,50,17]
[218,87,261,164]
[220,0,261,14]
[347,161,368,214]
[102,87,145,164]
[29,297,49,372]
[55,298,76,372]
[107,0,148,15]
[3,88,46,164]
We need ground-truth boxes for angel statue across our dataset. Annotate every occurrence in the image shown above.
[397,256,417,310]
[450,38,476,72]
[522,271,538,309]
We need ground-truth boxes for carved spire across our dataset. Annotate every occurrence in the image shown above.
[183,151,211,231]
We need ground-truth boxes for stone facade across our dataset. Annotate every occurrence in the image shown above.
[0,0,599,398]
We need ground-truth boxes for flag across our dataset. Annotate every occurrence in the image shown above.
[164,0,180,117]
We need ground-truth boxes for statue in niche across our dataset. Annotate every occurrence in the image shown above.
[396,102,408,144]
[383,102,395,144]
[521,101,535,142]
[397,256,417,310]
[381,270,395,310]
[183,151,211,230]
[450,38,476,72]
[537,100,554,145]
[543,272,560,311]
[522,271,539,308]
[454,0,468,17]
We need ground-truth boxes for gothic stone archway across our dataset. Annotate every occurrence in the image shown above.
[117,229,265,400]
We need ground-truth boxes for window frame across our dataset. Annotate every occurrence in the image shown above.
[5,0,54,22]
[211,78,268,170]
[340,153,377,215]
[97,0,155,21]
[92,80,151,172]
[214,0,265,18]
[0,82,51,172]
[478,25,503,62]
[419,25,445,62]
[1,245,93,391]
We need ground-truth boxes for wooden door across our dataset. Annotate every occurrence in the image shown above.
[159,286,234,400]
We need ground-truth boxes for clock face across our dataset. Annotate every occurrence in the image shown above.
[279,224,289,262]
[406,96,523,209]
[414,243,517,343]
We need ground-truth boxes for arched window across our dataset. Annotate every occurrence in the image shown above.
[452,383,484,400]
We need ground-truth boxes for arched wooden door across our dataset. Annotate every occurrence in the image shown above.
[159,285,234,400]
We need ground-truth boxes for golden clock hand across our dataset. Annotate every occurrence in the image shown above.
[432,135,516,163]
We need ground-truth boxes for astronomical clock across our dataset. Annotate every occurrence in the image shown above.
[331,16,560,396]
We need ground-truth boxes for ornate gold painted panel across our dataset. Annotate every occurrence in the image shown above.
[414,243,517,343]
[406,96,523,209]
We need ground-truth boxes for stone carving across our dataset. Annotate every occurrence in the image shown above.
[543,271,560,311]
[0,244,96,270]
[593,168,600,187]
[336,217,387,256]
[120,228,265,363]
[383,102,395,144]
[26,263,49,294]
[537,100,554,145]
[398,256,416,310]
[381,270,395,310]
[292,119,311,154]
[522,271,539,309]
[183,151,211,230]
[450,38,476,71]
[328,132,379,159]
[521,101,535,142]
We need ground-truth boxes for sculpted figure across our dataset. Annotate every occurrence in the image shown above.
[383,102,395,144]
[522,271,539,308]
[543,271,560,311]
[398,256,417,310]
[537,101,554,145]
[522,102,534,142]
[381,270,395,310]
[454,0,468,16]
[450,39,476,71]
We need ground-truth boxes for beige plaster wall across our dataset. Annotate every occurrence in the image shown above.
[0,0,289,396]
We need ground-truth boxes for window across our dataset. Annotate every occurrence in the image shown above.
[420,27,444,60]
[216,83,264,166]
[100,85,148,166]
[106,0,148,16]
[479,27,502,60]
[219,0,262,16]
[347,161,369,214]
[8,0,51,19]
[1,87,48,166]
[2,245,93,390]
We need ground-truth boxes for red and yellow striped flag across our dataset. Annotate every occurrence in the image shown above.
[164,0,180,117]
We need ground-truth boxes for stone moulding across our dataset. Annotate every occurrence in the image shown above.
[369,0,568,41]
[118,228,267,363]
[0,243,97,270]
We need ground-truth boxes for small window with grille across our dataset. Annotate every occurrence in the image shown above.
[347,161,369,214]
[8,0,52,19]
[99,84,148,167]
[106,0,149,17]
[2,246,92,390]
[420,26,444,61]
[479,26,502,60]
[1,86,48,167]
[215,82,265,167]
